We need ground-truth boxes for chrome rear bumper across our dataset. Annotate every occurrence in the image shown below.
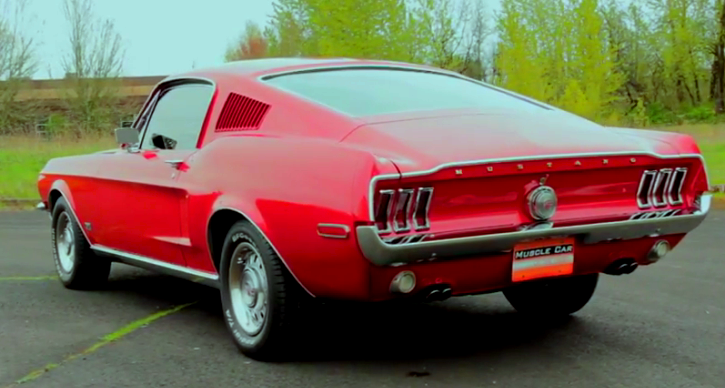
[356,195,711,266]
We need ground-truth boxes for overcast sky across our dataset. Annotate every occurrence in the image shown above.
[20,0,275,78]
[17,0,504,79]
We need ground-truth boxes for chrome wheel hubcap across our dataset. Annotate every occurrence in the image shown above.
[229,242,268,336]
[55,212,75,273]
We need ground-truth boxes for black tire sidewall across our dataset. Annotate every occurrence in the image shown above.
[504,273,599,316]
[219,222,278,355]
[51,198,77,284]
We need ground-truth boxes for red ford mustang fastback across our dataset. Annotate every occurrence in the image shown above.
[36,58,712,360]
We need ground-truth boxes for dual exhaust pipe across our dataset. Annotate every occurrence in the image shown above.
[389,270,452,302]
[604,240,671,276]
[604,258,639,275]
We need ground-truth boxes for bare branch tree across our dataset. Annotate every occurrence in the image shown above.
[458,0,493,80]
[0,0,39,134]
[60,0,125,135]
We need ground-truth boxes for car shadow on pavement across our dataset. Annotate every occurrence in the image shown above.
[94,265,584,363]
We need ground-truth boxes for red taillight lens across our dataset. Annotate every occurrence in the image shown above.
[413,188,433,230]
[393,189,415,232]
[374,187,434,234]
[374,190,395,233]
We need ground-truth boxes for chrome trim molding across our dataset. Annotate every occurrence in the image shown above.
[374,189,395,234]
[636,170,657,208]
[667,168,687,205]
[629,208,682,220]
[638,167,689,209]
[92,245,220,289]
[652,168,672,207]
[356,194,711,266]
[368,152,709,221]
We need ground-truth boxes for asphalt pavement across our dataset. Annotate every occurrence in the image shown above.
[0,210,723,388]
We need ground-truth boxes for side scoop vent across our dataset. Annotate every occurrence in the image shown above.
[215,92,271,132]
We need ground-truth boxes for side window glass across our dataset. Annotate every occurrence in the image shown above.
[140,83,213,150]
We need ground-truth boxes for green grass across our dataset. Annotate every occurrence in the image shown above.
[0,134,116,200]
[0,124,723,204]
[657,123,725,185]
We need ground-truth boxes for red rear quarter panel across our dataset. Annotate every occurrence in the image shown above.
[183,135,400,300]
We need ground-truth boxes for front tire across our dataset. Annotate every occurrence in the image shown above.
[219,220,308,361]
[51,197,111,289]
[503,273,599,317]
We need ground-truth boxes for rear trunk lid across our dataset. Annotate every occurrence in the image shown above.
[343,110,706,239]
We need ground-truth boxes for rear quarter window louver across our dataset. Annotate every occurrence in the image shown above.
[215,92,271,132]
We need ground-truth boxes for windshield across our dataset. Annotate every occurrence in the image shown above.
[263,67,550,117]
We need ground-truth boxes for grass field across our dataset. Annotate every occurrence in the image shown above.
[0,134,116,205]
[1,124,723,208]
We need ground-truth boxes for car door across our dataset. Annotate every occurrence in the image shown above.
[88,80,215,266]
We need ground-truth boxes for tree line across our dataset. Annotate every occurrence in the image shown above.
[0,0,126,136]
[3,0,724,137]
[226,0,725,127]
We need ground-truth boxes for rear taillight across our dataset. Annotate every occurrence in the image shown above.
[637,167,687,208]
[413,188,434,230]
[374,187,433,234]
[374,190,395,233]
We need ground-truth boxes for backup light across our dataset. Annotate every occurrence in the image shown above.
[647,240,670,263]
[390,271,416,294]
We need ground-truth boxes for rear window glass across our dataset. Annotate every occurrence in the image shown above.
[263,68,549,117]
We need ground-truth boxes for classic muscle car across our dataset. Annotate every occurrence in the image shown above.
[36,58,712,360]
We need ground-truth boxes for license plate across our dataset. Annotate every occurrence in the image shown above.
[511,237,575,282]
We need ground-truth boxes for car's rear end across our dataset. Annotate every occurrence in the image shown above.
[357,151,710,301]
[259,61,711,303]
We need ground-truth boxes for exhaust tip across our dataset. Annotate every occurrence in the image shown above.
[425,289,441,301]
[647,240,670,263]
[623,262,638,274]
[422,285,452,302]
[604,258,638,276]
[440,287,452,300]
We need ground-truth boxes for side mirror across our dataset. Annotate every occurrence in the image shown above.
[115,127,139,147]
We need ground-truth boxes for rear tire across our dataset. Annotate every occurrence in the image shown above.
[503,273,598,317]
[51,197,111,290]
[219,220,309,361]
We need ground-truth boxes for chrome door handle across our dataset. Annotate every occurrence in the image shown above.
[164,159,184,169]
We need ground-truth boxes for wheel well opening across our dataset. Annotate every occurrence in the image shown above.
[48,189,62,211]
[207,209,247,273]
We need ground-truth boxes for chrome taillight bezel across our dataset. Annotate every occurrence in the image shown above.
[637,167,688,209]
[667,167,687,205]
[374,190,395,233]
[412,187,434,231]
[374,187,434,234]
[393,188,415,232]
